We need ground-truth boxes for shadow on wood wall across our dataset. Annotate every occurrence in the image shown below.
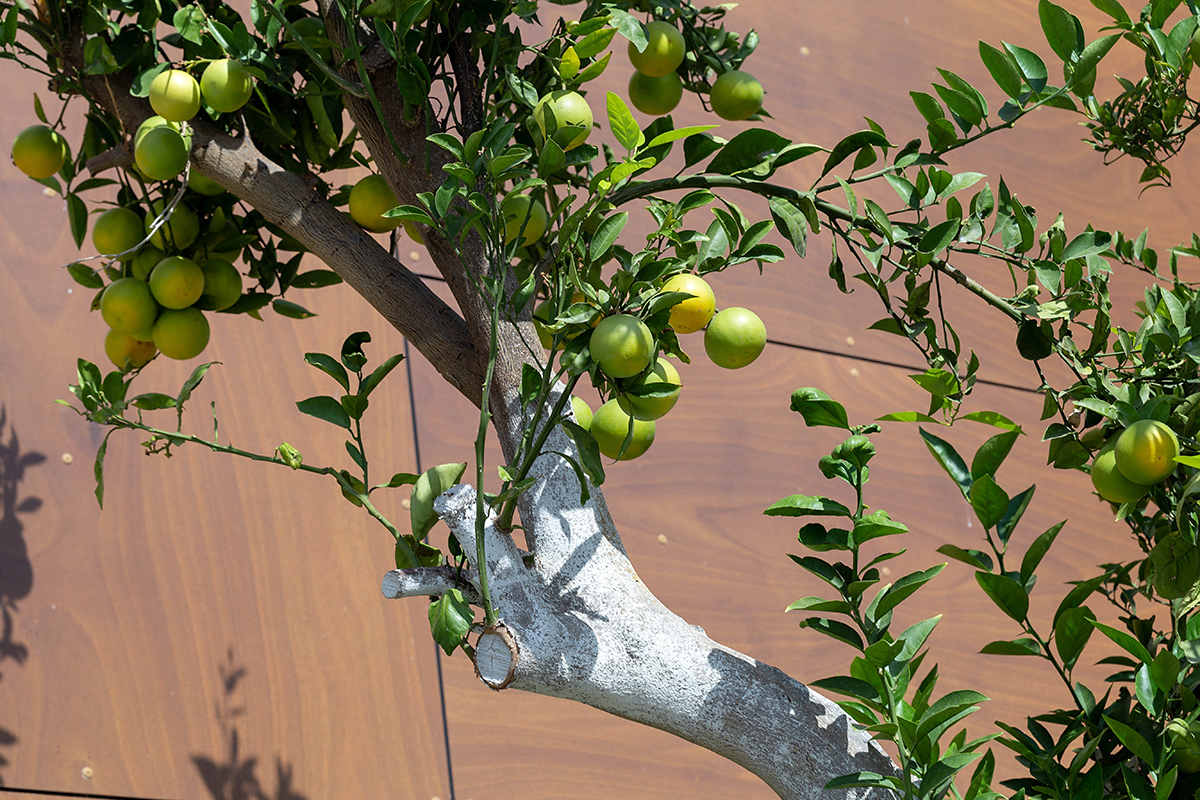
[0,406,44,786]
[192,649,309,800]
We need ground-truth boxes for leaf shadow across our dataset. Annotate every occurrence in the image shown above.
[192,648,309,800]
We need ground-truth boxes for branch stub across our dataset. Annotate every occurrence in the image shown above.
[471,623,518,690]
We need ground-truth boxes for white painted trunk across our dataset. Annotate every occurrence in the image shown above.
[384,392,902,799]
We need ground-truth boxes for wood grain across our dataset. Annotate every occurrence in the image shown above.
[0,0,1196,797]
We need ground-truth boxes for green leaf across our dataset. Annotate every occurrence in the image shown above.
[67,262,104,289]
[428,588,473,655]
[93,430,113,508]
[786,596,854,614]
[1069,34,1120,90]
[1090,620,1151,665]
[130,393,177,410]
[606,91,643,152]
[1039,0,1082,61]
[589,211,628,263]
[573,27,615,60]
[960,410,1022,431]
[798,617,865,649]
[1020,520,1065,582]
[645,124,719,149]
[304,352,350,391]
[971,430,1020,480]
[1062,230,1112,260]
[707,128,792,175]
[915,690,989,742]
[981,638,1041,655]
[410,462,468,540]
[920,428,973,497]
[374,472,420,490]
[976,571,1029,621]
[1090,0,1130,24]
[1004,42,1048,93]
[937,544,994,571]
[341,331,371,372]
[873,564,945,618]
[1102,715,1155,765]
[918,219,960,257]
[360,354,404,398]
[820,130,891,179]
[296,395,352,429]
[810,676,880,702]
[853,511,908,546]
[1055,605,1095,667]
[996,485,1035,544]
[764,494,853,518]
[769,196,809,258]
[979,41,1025,99]
[66,194,87,248]
[175,362,216,414]
[789,388,849,429]
[272,299,316,319]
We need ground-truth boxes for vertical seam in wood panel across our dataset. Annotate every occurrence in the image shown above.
[403,337,457,800]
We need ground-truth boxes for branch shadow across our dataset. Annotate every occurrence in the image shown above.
[192,649,309,800]
[0,406,46,785]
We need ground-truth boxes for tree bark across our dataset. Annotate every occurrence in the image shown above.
[386,399,903,799]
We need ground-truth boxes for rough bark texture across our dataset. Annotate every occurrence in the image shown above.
[68,13,905,798]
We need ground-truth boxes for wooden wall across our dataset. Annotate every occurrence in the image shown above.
[0,0,1197,797]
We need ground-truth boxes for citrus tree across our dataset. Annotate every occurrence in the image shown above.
[7,0,1200,796]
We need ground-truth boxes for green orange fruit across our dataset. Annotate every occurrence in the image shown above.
[11,124,67,179]
[590,314,653,378]
[704,307,766,368]
[628,20,685,77]
[710,70,763,121]
[104,328,158,370]
[570,395,593,430]
[661,273,715,334]
[628,70,683,116]
[149,69,201,122]
[135,125,189,181]
[625,357,681,420]
[100,277,160,334]
[349,174,401,234]
[590,397,656,460]
[144,199,200,250]
[501,193,549,246]
[148,255,205,309]
[1115,419,1180,485]
[152,307,210,360]
[1091,438,1150,504]
[194,258,244,311]
[533,90,593,151]
[92,207,144,260]
[200,59,254,113]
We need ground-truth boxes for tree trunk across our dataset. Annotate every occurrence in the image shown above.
[385,388,903,799]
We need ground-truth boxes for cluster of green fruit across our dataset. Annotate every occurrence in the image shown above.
[626,20,762,121]
[134,60,255,181]
[558,273,767,461]
[1090,418,1181,504]
[91,183,245,369]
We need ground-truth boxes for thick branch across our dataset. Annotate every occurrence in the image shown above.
[319,5,538,459]
[74,71,486,402]
[381,567,482,604]
[426,484,902,800]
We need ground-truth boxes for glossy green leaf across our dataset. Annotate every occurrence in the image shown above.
[976,571,1029,621]
[789,387,849,428]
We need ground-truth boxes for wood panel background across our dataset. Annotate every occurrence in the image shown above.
[0,0,1196,797]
